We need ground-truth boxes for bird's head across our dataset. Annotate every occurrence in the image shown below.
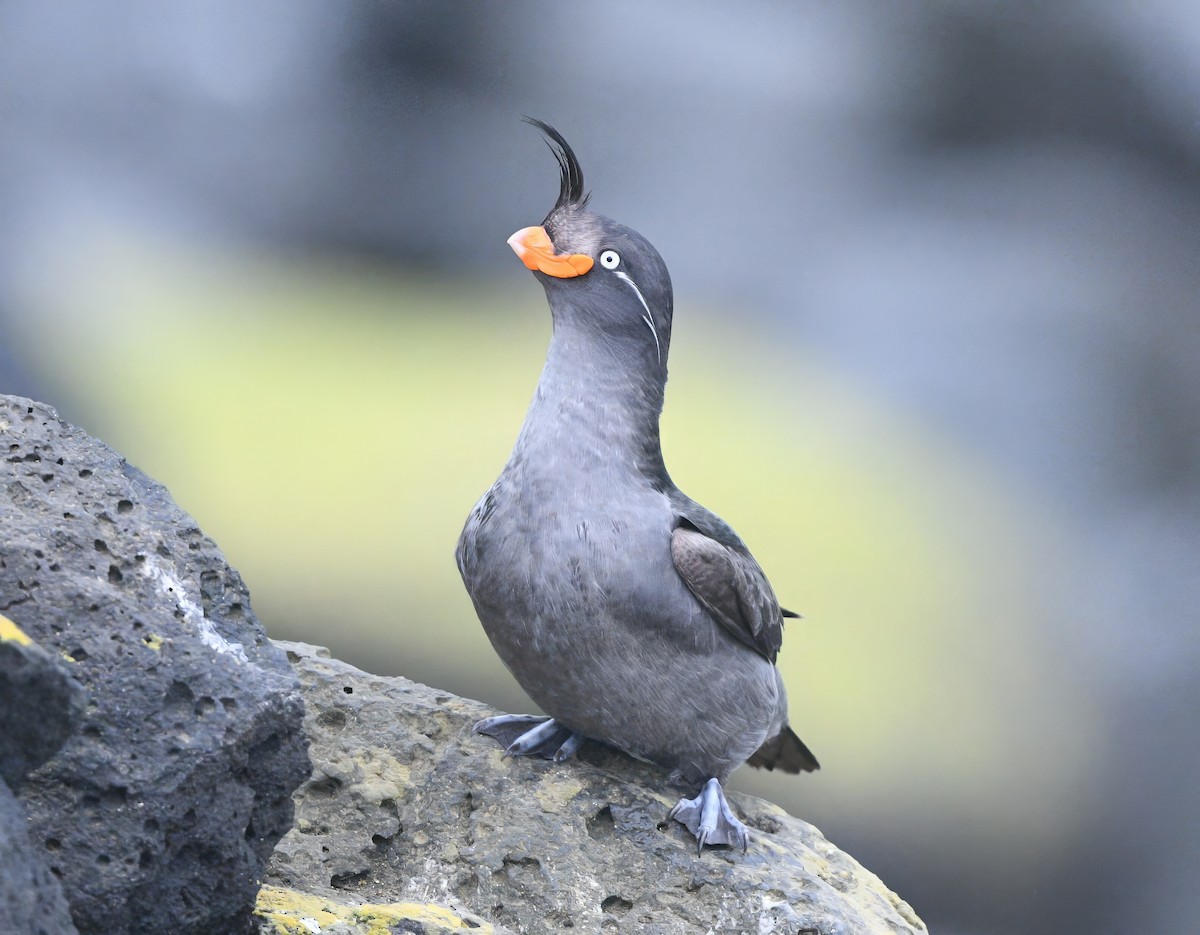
[508,118,673,368]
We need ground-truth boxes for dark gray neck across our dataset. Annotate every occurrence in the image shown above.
[512,321,670,485]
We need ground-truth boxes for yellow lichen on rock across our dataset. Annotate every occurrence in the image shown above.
[254,885,342,933]
[0,613,33,645]
[316,747,411,808]
[533,776,582,813]
[353,900,494,933]
[254,884,496,934]
[354,748,411,806]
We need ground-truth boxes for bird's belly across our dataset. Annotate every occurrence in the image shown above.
[469,503,692,659]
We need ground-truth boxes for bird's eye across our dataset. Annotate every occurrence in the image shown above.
[599,250,621,269]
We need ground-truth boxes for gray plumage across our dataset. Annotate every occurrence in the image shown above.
[457,120,816,851]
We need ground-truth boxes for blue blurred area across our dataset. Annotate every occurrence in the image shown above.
[3,3,1199,933]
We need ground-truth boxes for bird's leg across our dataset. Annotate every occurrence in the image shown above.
[668,777,749,854]
[473,714,585,761]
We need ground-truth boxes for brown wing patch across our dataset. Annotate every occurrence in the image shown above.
[671,526,782,661]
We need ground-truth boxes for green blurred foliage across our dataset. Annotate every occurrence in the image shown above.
[16,242,1102,879]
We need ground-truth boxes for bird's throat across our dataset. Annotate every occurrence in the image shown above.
[514,329,669,483]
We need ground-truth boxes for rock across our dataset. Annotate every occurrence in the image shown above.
[0,616,83,935]
[0,396,310,935]
[263,641,927,935]
[255,884,516,935]
[1,779,79,935]
[0,614,86,791]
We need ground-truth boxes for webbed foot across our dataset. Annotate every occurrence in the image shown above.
[473,714,585,761]
[668,777,749,854]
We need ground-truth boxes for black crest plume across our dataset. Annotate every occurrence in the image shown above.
[523,116,590,213]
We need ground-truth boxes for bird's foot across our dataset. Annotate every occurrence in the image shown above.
[668,777,749,854]
[473,714,585,762]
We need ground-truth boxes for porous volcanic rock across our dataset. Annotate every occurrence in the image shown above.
[0,616,86,791]
[263,641,926,935]
[0,779,79,935]
[0,396,310,935]
[0,618,85,935]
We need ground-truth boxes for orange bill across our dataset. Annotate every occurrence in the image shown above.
[508,226,594,278]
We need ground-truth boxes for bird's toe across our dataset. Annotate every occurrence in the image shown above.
[473,713,549,746]
[552,731,585,762]
[475,714,583,760]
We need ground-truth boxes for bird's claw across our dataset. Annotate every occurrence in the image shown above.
[552,731,585,762]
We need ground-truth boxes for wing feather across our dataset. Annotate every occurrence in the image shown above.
[670,525,784,662]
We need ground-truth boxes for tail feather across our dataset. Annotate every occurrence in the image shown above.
[747,726,819,773]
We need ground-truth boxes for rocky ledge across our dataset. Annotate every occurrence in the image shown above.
[260,642,926,935]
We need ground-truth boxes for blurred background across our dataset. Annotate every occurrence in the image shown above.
[3,2,1197,932]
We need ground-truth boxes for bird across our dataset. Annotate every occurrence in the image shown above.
[456,118,818,854]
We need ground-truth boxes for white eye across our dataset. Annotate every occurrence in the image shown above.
[599,250,621,269]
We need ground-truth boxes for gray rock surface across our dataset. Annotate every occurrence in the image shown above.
[0,621,84,935]
[0,396,310,935]
[1,778,79,935]
[265,641,926,935]
[0,620,86,791]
